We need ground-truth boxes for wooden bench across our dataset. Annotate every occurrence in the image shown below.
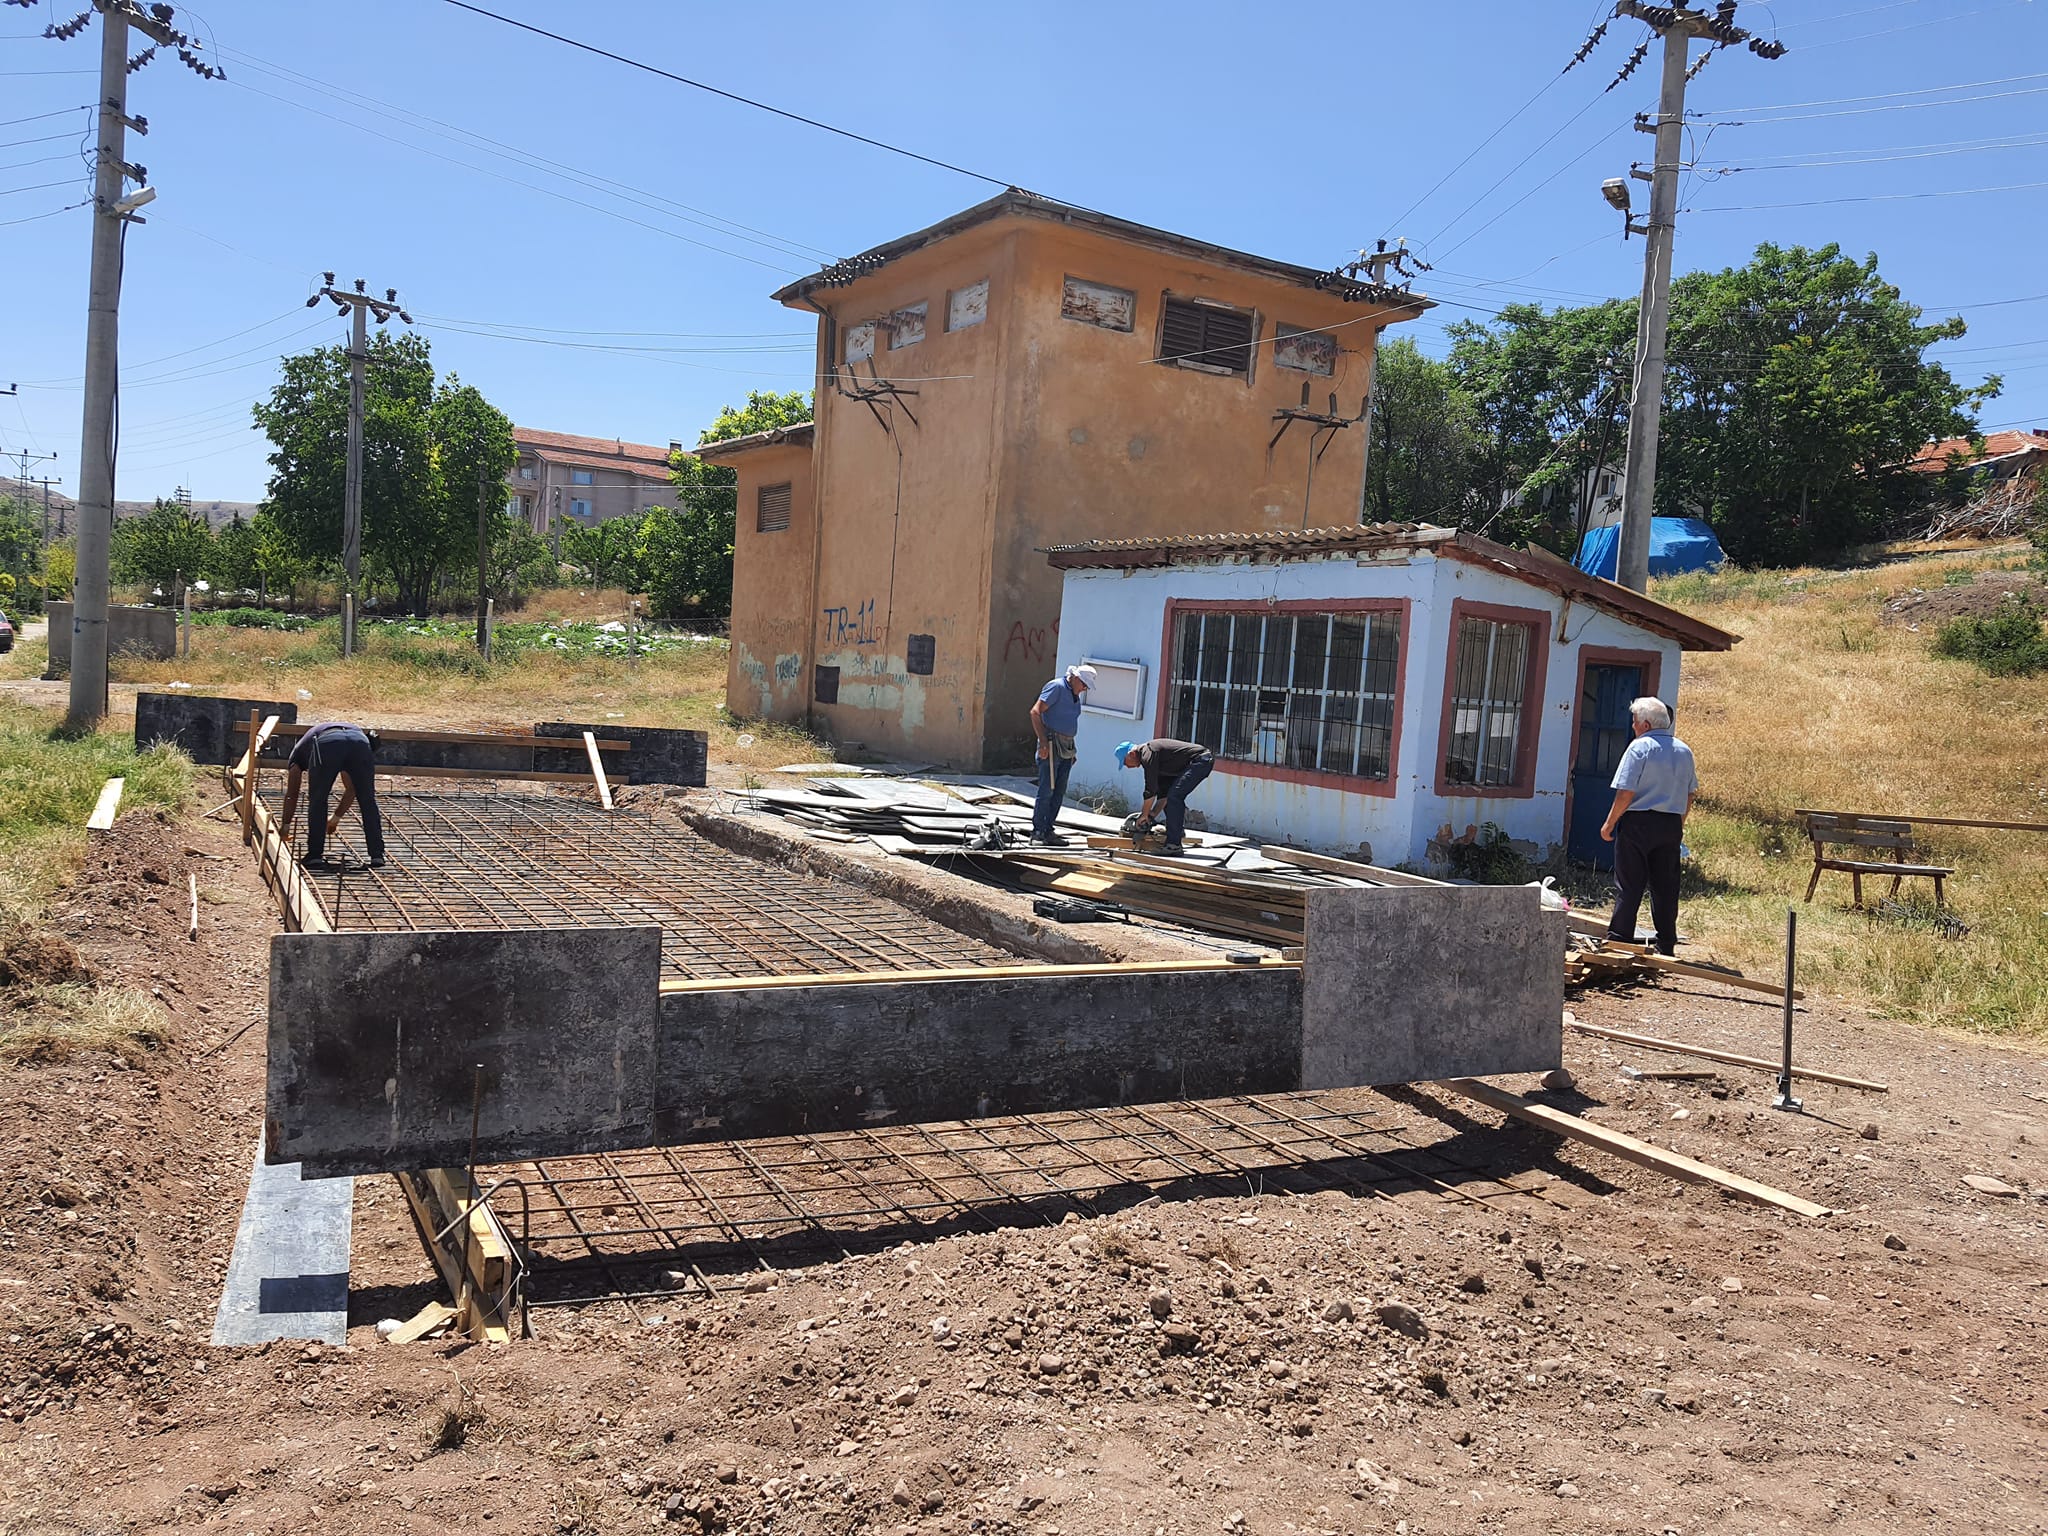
[1801,813,1953,908]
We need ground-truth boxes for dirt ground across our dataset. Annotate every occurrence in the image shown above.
[1877,568,2046,627]
[3,787,2046,1536]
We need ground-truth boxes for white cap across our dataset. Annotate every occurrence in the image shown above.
[1068,664,1098,687]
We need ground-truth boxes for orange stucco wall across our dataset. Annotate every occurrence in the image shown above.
[723,209,1414,769]
[723,439,815,721]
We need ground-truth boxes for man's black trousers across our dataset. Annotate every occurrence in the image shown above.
[303,728,384,864]
[1607,809,1684,955]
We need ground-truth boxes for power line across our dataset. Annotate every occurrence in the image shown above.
[1699,67,2048,114]
[442,0,1019,191]
[1685,177,2048,211]
[0,105,89,127]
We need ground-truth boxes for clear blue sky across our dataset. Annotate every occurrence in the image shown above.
[4,0,2044,504]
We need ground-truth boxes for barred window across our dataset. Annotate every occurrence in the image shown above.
[1164,609,1401,780]
[1442,616,1534,788]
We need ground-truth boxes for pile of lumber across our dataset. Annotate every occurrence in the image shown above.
[1566,935,1797,1000]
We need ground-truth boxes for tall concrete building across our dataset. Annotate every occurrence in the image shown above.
[505,428,679,538]
[713,191,1432,769]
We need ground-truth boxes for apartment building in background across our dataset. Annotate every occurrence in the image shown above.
[713,190,1433,769]
[505,428,680,538]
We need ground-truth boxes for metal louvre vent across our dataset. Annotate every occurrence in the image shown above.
[757,482,793,533]
[1160,299,1255,375]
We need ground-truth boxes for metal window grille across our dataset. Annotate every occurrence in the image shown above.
[757,482,793,533]
[1165,610,1400,780]
[1442,616,1532,787]
[1159,299,1255,375]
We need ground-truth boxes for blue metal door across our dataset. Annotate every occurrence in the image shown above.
[1568,663,1642,869]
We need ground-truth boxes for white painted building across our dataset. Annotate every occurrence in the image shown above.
[1045,524,1737,871]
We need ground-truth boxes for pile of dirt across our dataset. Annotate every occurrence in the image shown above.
[1879,568,2047,627]
[0,922,93,988]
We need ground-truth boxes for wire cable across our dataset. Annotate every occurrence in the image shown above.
[443,1,1018,191]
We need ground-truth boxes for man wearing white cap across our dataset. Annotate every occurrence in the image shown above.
[1027,663,1096,845]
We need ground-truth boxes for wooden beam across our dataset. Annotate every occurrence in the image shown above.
[1567,1019,1888,1093]
[1438,1076,1832,1219]
[239,713,279,847]
[187,872,198,942]
[367,764,612,786]
[393,1171,514,1344]
[234,721,631,752]
[1592,943,1802,999]
[86,776,125,833]
[1263,844,1615,935]
[583,730,614,811]
[1796,808,2048,835]
[658,955,1293,997]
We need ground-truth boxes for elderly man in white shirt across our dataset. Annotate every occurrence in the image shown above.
[1599,696,1698,956]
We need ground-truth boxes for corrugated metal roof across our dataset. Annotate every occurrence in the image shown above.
[1042,524,1445,565]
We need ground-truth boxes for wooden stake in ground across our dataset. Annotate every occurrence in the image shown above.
[583,730,614,811]
[86,775,124,833]
[188,872,198,942]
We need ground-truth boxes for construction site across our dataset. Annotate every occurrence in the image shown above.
[0,685,2038,1536]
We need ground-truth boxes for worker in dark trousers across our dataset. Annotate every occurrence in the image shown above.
[279,721,386,869]
[1600,697,1697,955]
[1114,738,1216,855]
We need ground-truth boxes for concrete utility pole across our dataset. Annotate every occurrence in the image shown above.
[1607,0,1784,592]
[27,478,64,606]
[310,276,411,657]
[42,0,223,729]
[476,470,493,656]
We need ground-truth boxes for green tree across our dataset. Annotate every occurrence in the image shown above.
[251,332,510,613]
[562,511,646,590]
[430,377,518,612]
[110,497,214,595]
[207,512,261,593]
[638,390,810,622]
[0,495,44,612]
[1364,339,1487,527]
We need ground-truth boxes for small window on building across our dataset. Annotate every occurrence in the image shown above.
[1443,615,1536,788]
[518,464,535,480]
[947,279,988,332]
[1060,275,1135,332]
[1273,323,1337,377]
[844,321,876,364]
[571,468,594,486]
[886,302,926,349]
[814,664,840,705]
[905,634,936,676]
[504,496,522,518]
[569,498,592,520]
[756,482,793,533]
[1165,609,1401,780]
[1159,297,1256,376]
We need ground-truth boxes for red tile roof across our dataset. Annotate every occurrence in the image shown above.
[1906,429,2048,473]
[515,427,679,471]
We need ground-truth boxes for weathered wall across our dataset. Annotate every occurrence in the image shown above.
[47,601,177,669]
[795,222,1016,765]
[724,438,818,723]
[980,223,1399,765]
[1053,553,1684,868]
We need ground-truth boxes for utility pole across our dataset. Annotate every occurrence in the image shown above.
[476,469,493,655]
[30,0,224,728]
[27,477,63,607]
[310,276,411,657]
[5,447,56,505]
[1606,1,1784,592]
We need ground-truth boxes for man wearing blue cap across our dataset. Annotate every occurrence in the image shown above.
[1114,737,1215,855]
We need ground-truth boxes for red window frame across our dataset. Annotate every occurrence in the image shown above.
[1153,597,1411,798]
[1433,598,1552,800]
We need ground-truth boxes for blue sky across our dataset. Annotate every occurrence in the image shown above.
[4,0,2045,504]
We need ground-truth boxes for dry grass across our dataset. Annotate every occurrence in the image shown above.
[0,982,172,1065]
[113,620,826,773]
[1652,546,2048,1040]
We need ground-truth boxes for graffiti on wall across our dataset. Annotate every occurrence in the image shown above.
[1002,617,1060,667]
[822,599,880,648]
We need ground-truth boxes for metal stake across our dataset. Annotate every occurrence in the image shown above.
[1772,906,1803,1112]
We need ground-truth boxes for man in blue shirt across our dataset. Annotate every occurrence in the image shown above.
[1027,664,1096,845]
[1600,696,1697,955]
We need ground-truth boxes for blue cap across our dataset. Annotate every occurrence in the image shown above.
[1113,741,1136,772]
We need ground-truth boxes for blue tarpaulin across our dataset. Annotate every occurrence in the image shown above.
[1574,516,1725,580]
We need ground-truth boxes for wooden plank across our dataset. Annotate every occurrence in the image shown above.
[1438,1076,1832,1219]
[1263,844,1616,936]
[187,872,198,942]
[386,1299,457,1345]
[583,730,614,810]
[1591,943,1802,999]
[393,1172,512,1344]
[86,776,125,832]
[370,764,611,785]
[1815,858,1953,876]
[1567,1019,1888,1093]
[239,713,280,847]
[1797,808,2048,835]
[659,956,1292,997]
[235,721,630,752]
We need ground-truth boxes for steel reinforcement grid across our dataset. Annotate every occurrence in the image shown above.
[493,1090,1578,1311]
[271,789,1013,981]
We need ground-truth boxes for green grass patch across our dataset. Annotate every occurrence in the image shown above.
[192,606,316,632]
[1931,602,2048,676]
